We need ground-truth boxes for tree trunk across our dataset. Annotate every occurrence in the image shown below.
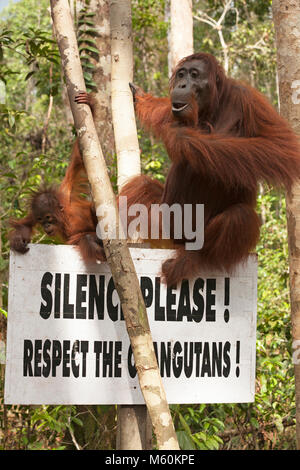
[88,0,115,167]
[0,220,8,448]
[110,0,141,190]
[272,0,300,449]
[50,0,179,451]
[169,0,193,74]
[116,406,152,450]
[109,0,152,449]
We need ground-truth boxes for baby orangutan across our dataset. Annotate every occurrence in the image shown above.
[9,93,105,263]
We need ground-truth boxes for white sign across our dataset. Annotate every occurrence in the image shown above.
[5,245,257,405]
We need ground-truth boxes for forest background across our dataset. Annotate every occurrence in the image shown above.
[0,0,295,450]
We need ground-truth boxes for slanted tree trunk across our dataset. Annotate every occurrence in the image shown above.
[272,0,300,449]
[50,0,179,451]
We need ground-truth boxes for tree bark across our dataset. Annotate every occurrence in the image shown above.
[116,406,152,450]
[50,0,179,450]
[272,0,300,449]
[75,0,117,450]
[88,0,115,167]
[109,0,152,449]
[169,0,194,74]
[110,0,141,190]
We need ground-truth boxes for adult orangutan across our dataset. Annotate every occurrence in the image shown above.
[9,93,104,263]
[119,52,300,286]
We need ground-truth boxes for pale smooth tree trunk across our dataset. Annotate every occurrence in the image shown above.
[273,0,300,449]
[169,0,194,75]
[109,0,152,449]
[50,0,179,451]
[110,0,140,190]
[116,405,152,450]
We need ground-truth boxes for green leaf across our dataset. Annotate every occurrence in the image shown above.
[0,307,7,318]
[71,417,83,427]
[78,38,97,47]
[8,112,15,127]
[78,12,96,18]
[78,19,96,27]
[79,45,99,55]
[77,28,99,37]
[178,412,192,437]
[176,431,195,450]
[82,62,96,70]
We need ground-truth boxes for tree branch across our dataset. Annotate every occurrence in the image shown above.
[194,1,235,73]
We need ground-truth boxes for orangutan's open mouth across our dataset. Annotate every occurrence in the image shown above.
[172,102,189,113]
